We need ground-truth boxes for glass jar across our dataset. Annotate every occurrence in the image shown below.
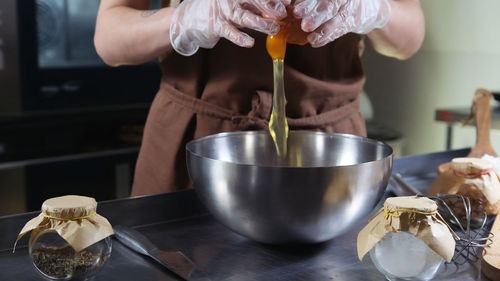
[357,196,456,281]
[15,195,115,281]
[29,229,112,280]
[369,231,444,281]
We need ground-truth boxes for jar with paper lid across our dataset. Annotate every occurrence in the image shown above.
[428,157,500,215]
[357,196,457,281]
[14,195,114,280]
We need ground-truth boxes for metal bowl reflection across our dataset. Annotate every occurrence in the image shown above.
[186,131,392,244]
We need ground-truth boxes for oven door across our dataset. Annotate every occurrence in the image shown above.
[9,0,162,112]
[37,0,105,68]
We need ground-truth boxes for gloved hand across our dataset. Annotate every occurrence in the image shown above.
[170,0,290,56]
[293,0,391,47]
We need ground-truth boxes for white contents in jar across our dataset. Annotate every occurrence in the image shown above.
[369,231,444,281]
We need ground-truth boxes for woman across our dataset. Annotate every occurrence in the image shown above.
[95,0,425,196]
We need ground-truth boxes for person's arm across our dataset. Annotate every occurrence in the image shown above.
[367,0,425,60]
[94,0,174,66]
[293,0,424,60]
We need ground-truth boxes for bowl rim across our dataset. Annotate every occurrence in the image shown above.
[186,130,393,168]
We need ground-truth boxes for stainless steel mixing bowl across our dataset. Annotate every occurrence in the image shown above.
[186,131,393,244]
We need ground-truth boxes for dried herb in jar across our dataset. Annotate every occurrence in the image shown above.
[31,245,109,279]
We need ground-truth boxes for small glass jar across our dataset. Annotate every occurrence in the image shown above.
[357,196,456,281]
[369,231,444,281]
[30,229,112,280]
[15,195,115,281]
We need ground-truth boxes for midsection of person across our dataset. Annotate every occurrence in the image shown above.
[161,29,365,127]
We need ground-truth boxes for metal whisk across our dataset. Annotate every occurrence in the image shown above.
[428,194,494,265]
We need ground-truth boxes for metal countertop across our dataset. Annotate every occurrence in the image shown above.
[0,148,491,281]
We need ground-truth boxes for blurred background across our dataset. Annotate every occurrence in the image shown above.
[0,0,499,216]
[363,0,500,155]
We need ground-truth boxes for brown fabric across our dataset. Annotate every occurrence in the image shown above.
[131,31,366,196]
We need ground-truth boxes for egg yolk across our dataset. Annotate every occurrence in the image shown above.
[263,8,308,59]
[266,25,289,60]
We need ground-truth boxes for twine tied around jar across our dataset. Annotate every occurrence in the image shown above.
[383,207,438,220]
[450,167,495,178]
[42,211,97,221]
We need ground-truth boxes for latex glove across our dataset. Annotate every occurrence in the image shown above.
[293,0,391,47]
[170,0,290,56]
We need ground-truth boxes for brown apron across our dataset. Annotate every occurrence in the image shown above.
[131,31,366,196]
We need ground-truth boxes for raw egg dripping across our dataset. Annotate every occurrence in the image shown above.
[266,18,290,156]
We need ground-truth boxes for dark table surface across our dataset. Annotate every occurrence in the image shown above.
[0,148,491,281]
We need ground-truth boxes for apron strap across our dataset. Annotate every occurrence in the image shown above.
[161,81,361,131]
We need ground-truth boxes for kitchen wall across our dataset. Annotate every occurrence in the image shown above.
[362,0,500,155]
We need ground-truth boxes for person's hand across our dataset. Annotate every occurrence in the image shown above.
[170,0,290,56]
[293,0,391,47]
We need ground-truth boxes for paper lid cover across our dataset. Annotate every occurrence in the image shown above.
[451,157,493,173]
[384,196,437,213]
[42,195,97,219]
